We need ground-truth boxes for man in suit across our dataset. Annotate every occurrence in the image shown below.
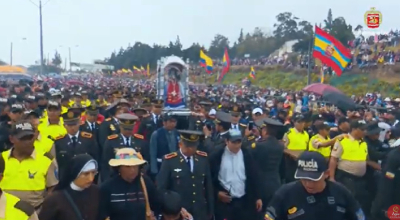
[209,129,262,220]
[157,130,214,220]
[101,113,145,181]
[137,99,164,141]
[52,109,100,179]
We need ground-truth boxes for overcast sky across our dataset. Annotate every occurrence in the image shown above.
[0,0,398,66]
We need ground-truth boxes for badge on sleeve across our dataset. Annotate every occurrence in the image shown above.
[288,207,297,214]
[385,171,395,179]
[264,212,275,220]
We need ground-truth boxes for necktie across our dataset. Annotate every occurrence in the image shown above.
[71,136,77,147]
[91,123,95,131]
[186,157,191,172]
[125,138,130,147]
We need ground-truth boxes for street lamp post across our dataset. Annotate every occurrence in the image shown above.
[39,0,44,75]
[10,38,27,66]
[59,45,78,71]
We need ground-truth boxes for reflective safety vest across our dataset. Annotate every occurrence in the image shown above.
[308,134,332,157]
[340,138,368,161]
[0,192,31,220]
[0,150,52,191]
[286,128,309,150]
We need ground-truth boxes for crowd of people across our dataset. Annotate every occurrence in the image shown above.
[0,77,399,220]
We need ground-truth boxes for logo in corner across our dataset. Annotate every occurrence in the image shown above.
[364,7,382,29]
[388,205,400,220]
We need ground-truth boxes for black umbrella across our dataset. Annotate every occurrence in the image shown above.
[322,91,356,112]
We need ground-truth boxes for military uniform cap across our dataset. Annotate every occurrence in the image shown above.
[69,103,85,112]
[113,90,123,98]
[117,113,138,128]
[230,105,241,116]
[214,111,231,126]
[142,98,151,106]
[152,98,164,107]
[62,110,81,125]
[132,107,147,116]
[178,130,204,147]
[263,118,283,126]
[86,104,99,114]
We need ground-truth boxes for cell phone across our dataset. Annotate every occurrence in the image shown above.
[248,121,254,130]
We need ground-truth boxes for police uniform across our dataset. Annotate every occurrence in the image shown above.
[330,121,370,214]
[53,110,100,179]
[101,113,145,181]
[1,121,58,210]
[0,104,24,152]
[37,101,67,144]
[156,130,214,220]
[282,115,309,183]
[308,122,336,159]
[0,190,39,220]
[251,118,284,217]
[264,151,365,220]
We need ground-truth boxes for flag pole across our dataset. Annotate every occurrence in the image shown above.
[307,25,316,85]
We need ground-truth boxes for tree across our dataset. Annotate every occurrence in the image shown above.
[324,9,333,32]
[238,29,244,43]
[273,12,300,43]
[0,60,7,65]
[208,34,230,58]
[52,51,62,67]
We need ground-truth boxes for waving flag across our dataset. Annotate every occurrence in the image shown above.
[218,48,230,83]
[249,66,256,79]
[133,66,141,74]
[140,66,146,75]
[313,26,351,76]
[199,50,213,74]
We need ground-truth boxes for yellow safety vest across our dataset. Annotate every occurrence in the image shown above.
[0,150,52,191]
[340,138,368,161]
[286,128,309,150]
[308,134,331,157]
[0,192,31,220]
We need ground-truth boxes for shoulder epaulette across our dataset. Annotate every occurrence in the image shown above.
[239,123,247,127]
[196,150,208,157]
[81,132,93,138]
[107,134,118,140]
[248,135,255,141]
[105,118,112,121]
[134,134,144,140]
[54,134,66,140]
[164,152,178,159]
[43,152,54,160]
[14,200,35,216]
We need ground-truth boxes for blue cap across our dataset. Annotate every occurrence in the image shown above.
[294,151,327,181]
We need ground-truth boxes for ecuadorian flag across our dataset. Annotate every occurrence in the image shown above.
[313,26,351,77]
[200,50,213,74]
[249,66,255,79]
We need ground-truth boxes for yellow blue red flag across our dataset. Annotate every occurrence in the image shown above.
[199,50,213,74]
[249,66,255,79]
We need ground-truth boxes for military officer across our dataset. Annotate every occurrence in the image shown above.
[157,130,214,220]
[101,113,145,181]
[52,110,100,179]
[230,105,246,134]
[251,118,284,219]
[203,111,231,153]
[80,104,101,143]
[137,99,164,141]
[98,101,125,149]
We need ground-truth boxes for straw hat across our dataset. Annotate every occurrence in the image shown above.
[109,148,146,167]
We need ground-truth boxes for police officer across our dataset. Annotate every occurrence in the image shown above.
[372,143,400,219]
[282,114,310,183]
[203,111,231,153]
[0,155,39,220]
[308,121,343,159]
[157,130,214,220]
[329,120,371,215]
[52,110,100,178]
[0,103,24,152]
[264,151,366,220]
[101,113,145,181]
[251,118,284,219]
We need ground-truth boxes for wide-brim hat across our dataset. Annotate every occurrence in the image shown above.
[109,148,146,167]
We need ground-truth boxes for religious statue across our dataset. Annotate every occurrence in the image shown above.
[164,67,186,109]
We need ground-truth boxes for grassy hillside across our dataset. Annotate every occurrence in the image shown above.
[197,65,400,96]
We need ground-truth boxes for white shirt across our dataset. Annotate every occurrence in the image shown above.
[180,149,193,172]
[122,135,131,146]
[152,113,159,124]
[218,146,246,198]
[87,121,96,130]
[231,124,239,130]
[68,131,80,143]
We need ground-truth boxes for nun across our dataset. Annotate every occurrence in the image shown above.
[39,154,100,220]
[99,148,160,220]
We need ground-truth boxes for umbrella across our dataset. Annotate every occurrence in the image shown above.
[322,91,356,112]
[303,83,342,95]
